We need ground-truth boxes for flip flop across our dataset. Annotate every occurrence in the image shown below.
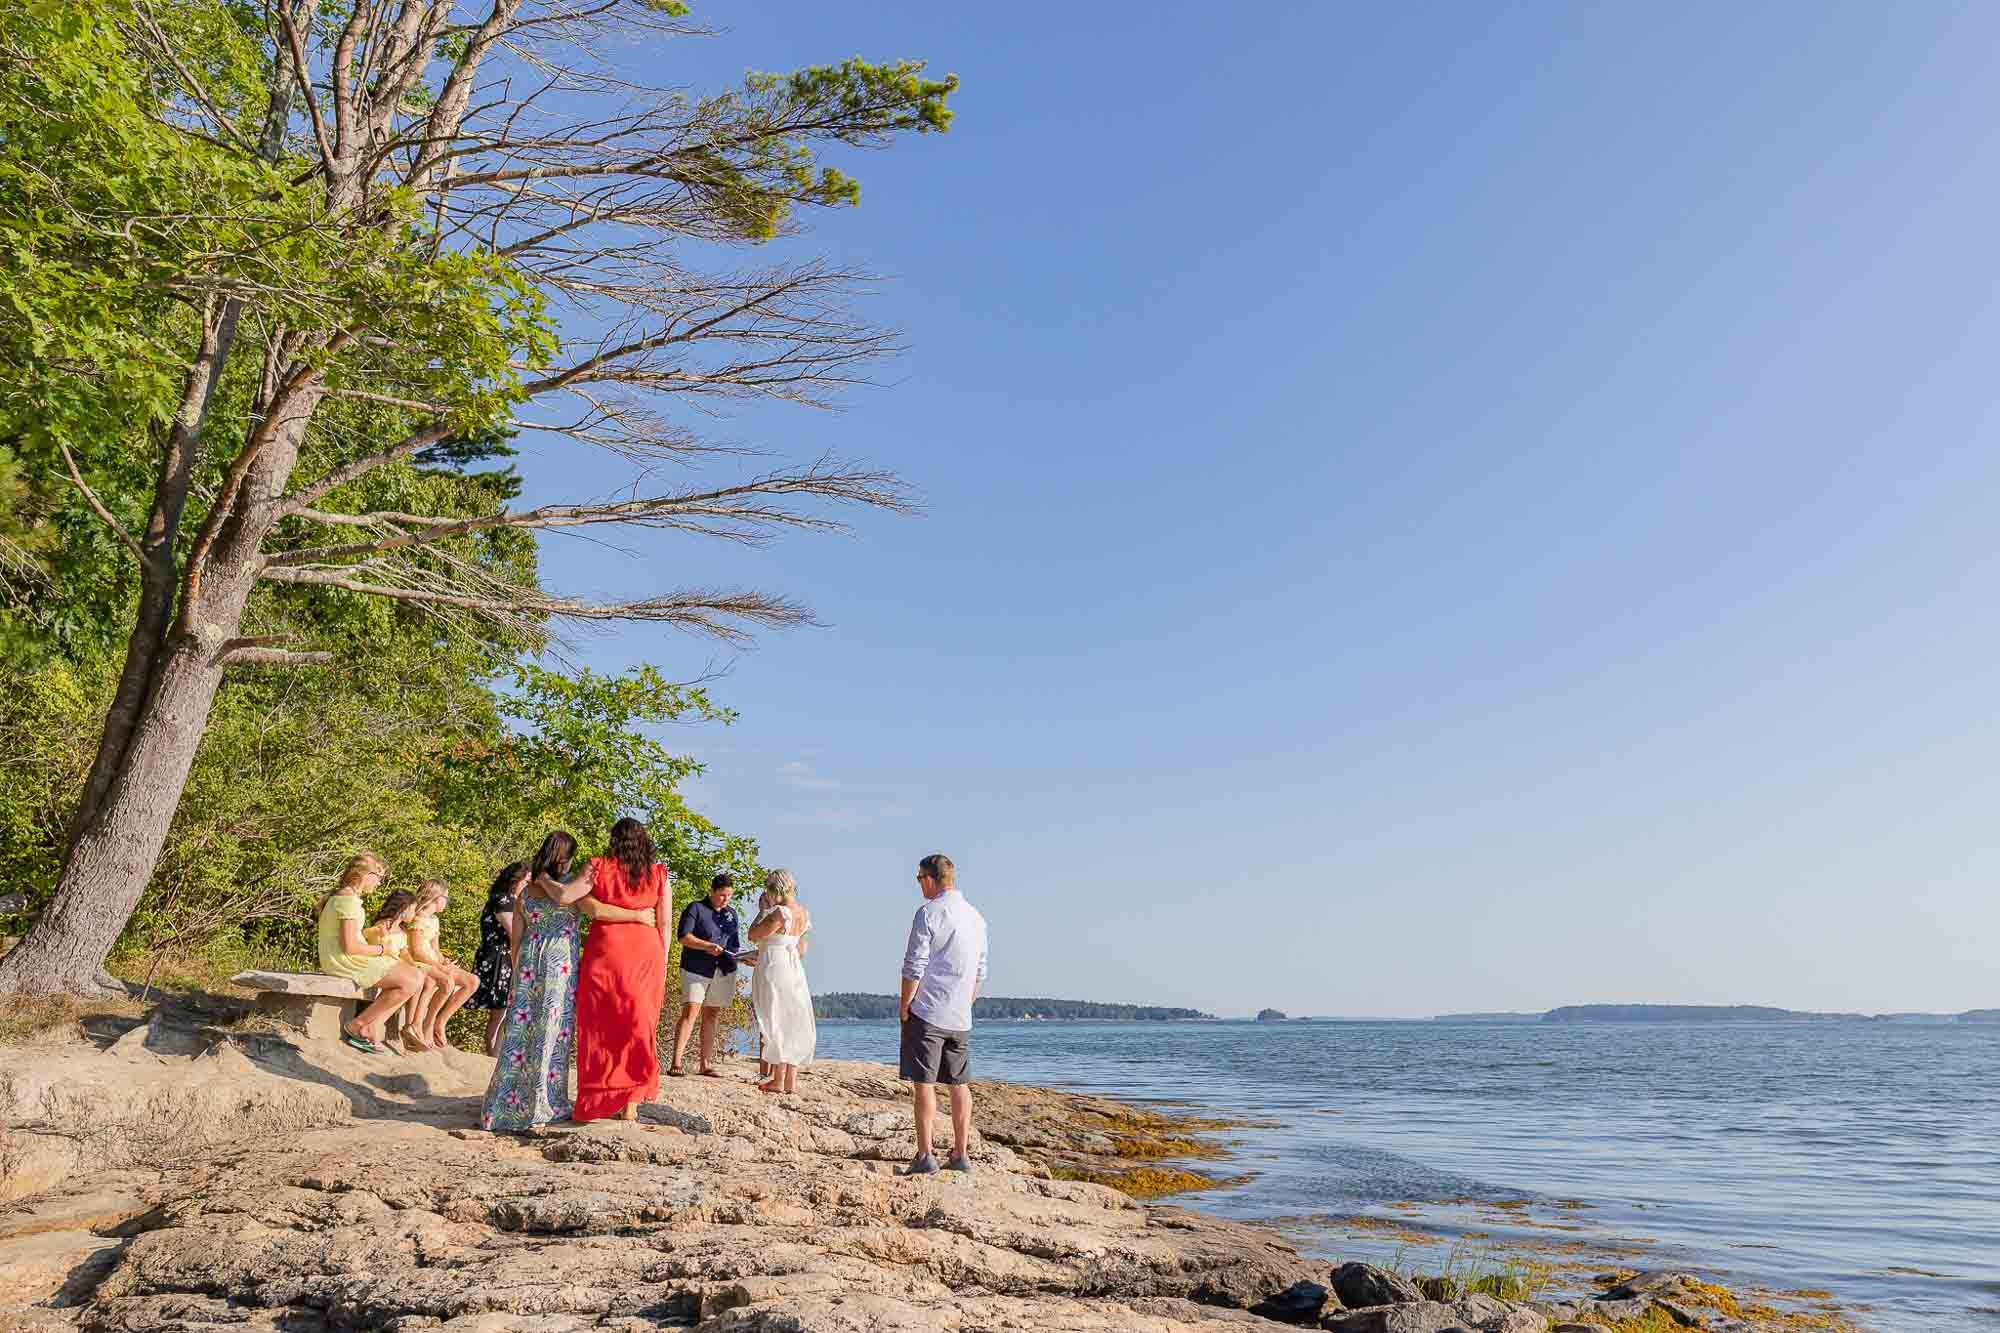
[341,1031,380,1055]
[667,1065,686,1077]
[699,1069,721,1078]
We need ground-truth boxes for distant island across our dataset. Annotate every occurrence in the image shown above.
[1255,1008,1287,1022]
[1546,1004,1860,1023]
[814,993,1213,1021]
[1438,1004,2000,1024]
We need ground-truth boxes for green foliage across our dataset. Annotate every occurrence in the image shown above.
[0,1,216,432]
[434,661,762,906]
[716,59,957,236]
[0,0,955,989]
[0,658,101,900]
[0,0,546,665]
[0,645,761,975]
[0,423,755,972]
[0,0,545,487]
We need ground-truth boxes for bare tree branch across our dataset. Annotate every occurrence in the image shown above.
[326,388,450,413]
[58,443,149,567]
[216,633,304,652]
[217,647,337,668]
[266,460,913,568]
[258,564,816,644]
[273,424,453,516]
[274,2,338,175]
[129,0,259,154]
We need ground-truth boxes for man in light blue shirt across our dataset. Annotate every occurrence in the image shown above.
[897,852,988,1175]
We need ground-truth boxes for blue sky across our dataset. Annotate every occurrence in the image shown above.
[514,2,2000,1017]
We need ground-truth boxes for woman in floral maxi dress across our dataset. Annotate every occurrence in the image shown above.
[480,832,656,1131]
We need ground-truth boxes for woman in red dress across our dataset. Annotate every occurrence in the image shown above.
[573,817,671,1122]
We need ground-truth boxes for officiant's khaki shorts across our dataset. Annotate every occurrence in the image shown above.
[683,969,738,1008]
[900,1013,971,1085]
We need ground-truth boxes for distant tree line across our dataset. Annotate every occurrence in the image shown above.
[1543,1004,2000,1023]
[814,993,1212,1021]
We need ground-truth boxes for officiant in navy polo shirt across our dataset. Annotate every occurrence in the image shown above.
[667,873,741,1077]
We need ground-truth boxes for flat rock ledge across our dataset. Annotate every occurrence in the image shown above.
[0,1020,1319,1333]
[0,1015,1860,1333]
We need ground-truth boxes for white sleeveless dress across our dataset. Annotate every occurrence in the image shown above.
[752,906,817,1066]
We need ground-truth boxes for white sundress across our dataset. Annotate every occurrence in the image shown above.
[752,906,817,1067]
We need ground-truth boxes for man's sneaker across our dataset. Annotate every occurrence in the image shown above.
[944,1155,973,1173]
[898,1153,939,1177]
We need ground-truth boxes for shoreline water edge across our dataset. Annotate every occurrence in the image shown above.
[0,998,1864,1333]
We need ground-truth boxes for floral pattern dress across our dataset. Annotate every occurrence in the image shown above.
[479,892,579,1130]
[470,877,519,1010]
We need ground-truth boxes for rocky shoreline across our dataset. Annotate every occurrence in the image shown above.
[0,1001,1857,1332]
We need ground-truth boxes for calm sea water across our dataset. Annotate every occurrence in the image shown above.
[813,1019,1999,1332]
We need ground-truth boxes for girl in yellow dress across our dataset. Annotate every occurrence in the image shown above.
[363,889,439,1051]
[316,853,425,1054]
[407,880,479,1050]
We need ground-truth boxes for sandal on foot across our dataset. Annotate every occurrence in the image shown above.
[667,1065,686,1077]
[341,1031,381,1055]
[698,1068,721,1078]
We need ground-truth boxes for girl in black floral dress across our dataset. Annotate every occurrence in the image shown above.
[472,861,529,1055]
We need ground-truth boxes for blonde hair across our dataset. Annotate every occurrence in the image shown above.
[319,852,388,916]
[417,878,447,911]
[918,853,954,887]
[341,853,388,891]
[763,868,797,903]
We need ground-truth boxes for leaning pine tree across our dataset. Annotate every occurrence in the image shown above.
[0,0,954,996]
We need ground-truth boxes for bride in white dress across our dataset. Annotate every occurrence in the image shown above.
[745,868,816,1094]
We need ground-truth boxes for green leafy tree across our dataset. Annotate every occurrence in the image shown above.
[0,0,953,995]
[432,662,763,961]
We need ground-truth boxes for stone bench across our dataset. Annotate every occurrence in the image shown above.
[230,970,404,1043]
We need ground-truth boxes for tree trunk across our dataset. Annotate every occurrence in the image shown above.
[0,376,324,997]
[60,24,304,841]
[66,304,240,842]
[0,23,329,997]
[0,642,227,995]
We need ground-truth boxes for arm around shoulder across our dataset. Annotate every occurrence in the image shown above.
[547,863,595,906]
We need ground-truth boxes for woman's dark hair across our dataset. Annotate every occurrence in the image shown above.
[530,832,577,883]
[488,861,529,902]
[609,817,654,885]
[368,889,420,928]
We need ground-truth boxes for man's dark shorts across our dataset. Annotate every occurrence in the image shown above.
[899,1012,971,1085]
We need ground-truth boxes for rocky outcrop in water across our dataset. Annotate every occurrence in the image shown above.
[1313,1264,1854,1333]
